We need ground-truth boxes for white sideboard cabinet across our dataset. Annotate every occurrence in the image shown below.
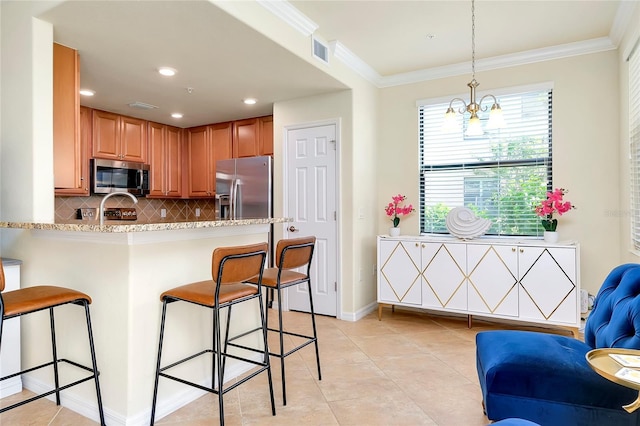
[0,258,22,398]
[377,236,580,335]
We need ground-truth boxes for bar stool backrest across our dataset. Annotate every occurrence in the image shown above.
[211,242,268,285]
[276,237,316,271]
[0,259,5,292]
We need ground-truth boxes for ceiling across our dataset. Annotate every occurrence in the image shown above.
[38,0,633,129]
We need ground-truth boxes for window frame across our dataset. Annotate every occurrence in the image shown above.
[417,83,554,237]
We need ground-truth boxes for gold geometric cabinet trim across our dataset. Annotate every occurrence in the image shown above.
[468,245,518,313]
[423,244,466,308]
[520,248,576,320]
[380,241,421,304]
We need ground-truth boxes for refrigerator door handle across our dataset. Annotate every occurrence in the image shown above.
[230,178,237,220]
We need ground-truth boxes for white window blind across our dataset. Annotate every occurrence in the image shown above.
[630,45,640,249]
[418,87,553,236]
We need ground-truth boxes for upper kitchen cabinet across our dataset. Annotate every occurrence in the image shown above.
[233,118,259,158]
[185,123,233,198]
[232,115,274,158]
[148,122,182,198]
[259,115,274,156]
[54,43,88,195]
[92,109,148,162]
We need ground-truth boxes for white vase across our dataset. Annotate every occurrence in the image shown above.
[543,231,559,243]
[389,227,401,237]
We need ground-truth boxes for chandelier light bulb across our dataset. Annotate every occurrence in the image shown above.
[487,104,506,129]
[465,114,483,137]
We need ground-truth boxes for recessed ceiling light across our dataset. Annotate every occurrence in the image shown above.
[158,67,177,77]
[79,89,95,96]
[171,113,183,119]
[243,98,257,105]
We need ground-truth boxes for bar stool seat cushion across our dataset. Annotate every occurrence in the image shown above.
[258,269,308,287]
[3,285,91,317]
[161,280,258,306]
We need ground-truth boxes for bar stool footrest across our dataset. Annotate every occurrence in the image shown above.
[0,359,100,414]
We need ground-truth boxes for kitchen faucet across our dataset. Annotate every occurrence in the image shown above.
[99,191,138,225]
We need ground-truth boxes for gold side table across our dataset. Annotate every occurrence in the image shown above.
[586,348,640,413]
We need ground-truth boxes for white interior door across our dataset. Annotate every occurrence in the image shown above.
[284,123,338,317]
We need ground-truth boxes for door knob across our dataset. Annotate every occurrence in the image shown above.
[288,226,299,232]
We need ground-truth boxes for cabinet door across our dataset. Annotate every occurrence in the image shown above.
[422,242,467,311]
[518,246,578,325]
[92,110,120,160]
[378,239,422,305]
[120,116,147,162]
[233,118,259,158]
[148,122,166,197]
[186,126,213,197]
[211,122,232,194]
[259,115,273,156]
[165,125,182,197]
[53,43,82,192]
[467,244,518,317]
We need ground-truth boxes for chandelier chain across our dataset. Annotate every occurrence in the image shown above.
[471,0,476,80]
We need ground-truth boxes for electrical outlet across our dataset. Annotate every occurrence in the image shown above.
[160,209,166,218]
[195,208,201,217]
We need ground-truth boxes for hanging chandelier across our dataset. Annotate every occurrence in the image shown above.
[444,0,505,136]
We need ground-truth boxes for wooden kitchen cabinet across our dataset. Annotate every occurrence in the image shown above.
[54,43,88,195]
[185,123,232,198]
[92,109,148,162]
[259,115,274,156]
[148,122,182,198]
[233,118,259,158]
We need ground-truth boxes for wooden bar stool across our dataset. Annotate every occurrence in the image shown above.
[150,243,275,425]
[0,259,105,425]
[246,236,320,406]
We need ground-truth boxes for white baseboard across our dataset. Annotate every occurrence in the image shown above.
[0,377,22,399]
[340,301,377,322]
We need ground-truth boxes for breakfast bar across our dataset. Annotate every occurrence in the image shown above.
[0,218,289,424]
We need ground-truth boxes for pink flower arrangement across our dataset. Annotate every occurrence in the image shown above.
[385,194,414,228]
[534,188,576,231]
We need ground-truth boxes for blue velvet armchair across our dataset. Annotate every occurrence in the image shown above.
[476,263,640,425]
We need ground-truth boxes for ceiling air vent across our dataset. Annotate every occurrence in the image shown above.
[128,101,158,110]
[312,36,330,65]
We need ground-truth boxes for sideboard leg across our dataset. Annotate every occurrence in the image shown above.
[468,314,473,329]
[378,303,382,320]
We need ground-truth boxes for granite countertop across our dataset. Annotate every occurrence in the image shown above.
[0,217,291,233]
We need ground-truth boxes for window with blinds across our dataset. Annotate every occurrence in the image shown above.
[630,45,640,250]
[418,86,553,236]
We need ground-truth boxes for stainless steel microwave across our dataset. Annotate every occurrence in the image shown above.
[91,159,149,196]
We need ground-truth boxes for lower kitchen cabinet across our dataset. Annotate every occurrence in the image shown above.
[377,236,580,333]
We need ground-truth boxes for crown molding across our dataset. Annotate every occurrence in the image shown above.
[256,0,318,36]
[331,41,381,84]
[354,37,617,88]
[609,0,637,47]
[263,0,623,89]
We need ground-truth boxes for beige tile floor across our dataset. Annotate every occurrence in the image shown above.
[0,307,576,425]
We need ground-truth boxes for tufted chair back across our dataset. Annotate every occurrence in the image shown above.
[585,263,640,349]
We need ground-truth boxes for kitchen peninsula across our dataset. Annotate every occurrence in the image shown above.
[0,217,289,424]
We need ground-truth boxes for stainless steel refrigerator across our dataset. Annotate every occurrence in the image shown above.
[215,156,273,220]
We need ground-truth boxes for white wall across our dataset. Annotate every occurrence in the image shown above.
[378,51,621,296]
[0,1,60,223]
[218,0,381,318]
[619,5,640,265]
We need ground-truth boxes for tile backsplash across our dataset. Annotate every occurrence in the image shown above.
[55,196,217,223]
